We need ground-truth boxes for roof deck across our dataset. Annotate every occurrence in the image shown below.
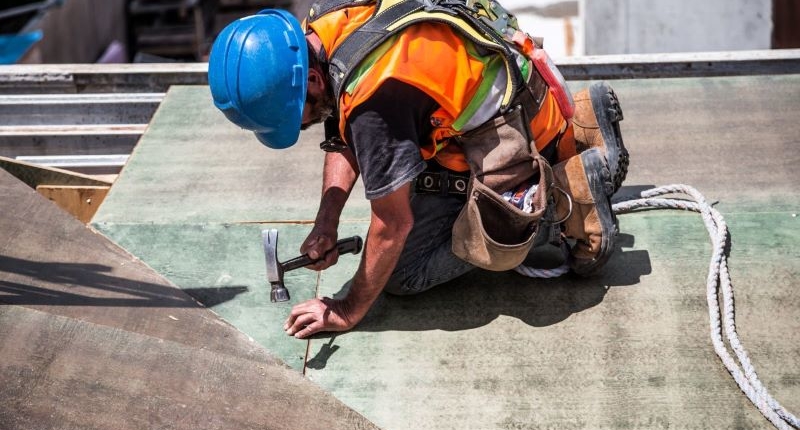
[1,55,799,429]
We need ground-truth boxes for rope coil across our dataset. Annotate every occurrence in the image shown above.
[613,185,799,430]
[514,184,798,429]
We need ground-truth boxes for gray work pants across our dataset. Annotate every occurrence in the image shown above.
[383,192,476,295]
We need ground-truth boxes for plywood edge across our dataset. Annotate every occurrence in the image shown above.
[36,185,111,223]
[0,155,113,188]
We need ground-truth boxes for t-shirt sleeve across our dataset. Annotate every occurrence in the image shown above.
[344,79,438,200]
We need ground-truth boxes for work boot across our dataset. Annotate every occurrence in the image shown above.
[559,81,629,194]
[552,148,617,275]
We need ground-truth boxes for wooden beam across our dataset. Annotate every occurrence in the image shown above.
[0,155,112,188]
[35,185,110,223]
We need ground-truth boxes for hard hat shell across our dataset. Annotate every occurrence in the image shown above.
[208,9,308,149]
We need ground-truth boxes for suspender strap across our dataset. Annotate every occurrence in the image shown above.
[327,0,425,102]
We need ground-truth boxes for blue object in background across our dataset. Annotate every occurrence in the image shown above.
[0,30,42,64]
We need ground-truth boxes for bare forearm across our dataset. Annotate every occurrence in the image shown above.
[342,206,413,319]
[301,149,360,266]
[316,149,358,226]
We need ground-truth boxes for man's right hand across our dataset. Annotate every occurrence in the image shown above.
[300,225,339,271]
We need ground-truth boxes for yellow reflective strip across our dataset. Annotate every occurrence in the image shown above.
[375,0,407,14]
[501,62,514,106]
[385,12,500,49]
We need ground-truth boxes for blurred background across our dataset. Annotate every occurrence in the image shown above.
[0,0,798,65]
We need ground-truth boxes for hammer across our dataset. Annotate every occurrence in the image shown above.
[261,229,363,303]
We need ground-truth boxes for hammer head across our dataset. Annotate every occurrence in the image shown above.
[262,229,290,302]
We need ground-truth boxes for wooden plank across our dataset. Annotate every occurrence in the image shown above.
[0,168,254,357]
[0,306,379,430]
[36,185,110,223]
[0,93,161,126]
[1,52,799,93]
[0,155,112,188]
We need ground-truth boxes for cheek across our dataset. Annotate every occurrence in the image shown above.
[302,101,313,122]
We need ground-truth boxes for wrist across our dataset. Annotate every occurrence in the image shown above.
[338,293,372,324]
[314,214,339,232]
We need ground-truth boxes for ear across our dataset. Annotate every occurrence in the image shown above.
[307,68,326,93]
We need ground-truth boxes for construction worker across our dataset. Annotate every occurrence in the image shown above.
[208,3,629,339]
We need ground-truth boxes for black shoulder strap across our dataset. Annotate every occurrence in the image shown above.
[327,0,425,101]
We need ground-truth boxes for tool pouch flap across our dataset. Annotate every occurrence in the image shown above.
[452,155,552,271]
[456,104,536,193]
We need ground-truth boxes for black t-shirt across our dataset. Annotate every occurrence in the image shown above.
[344,79,439,200]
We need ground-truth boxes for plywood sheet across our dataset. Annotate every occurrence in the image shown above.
[37,185,109,223]
[89,75,800,429]
[91,221,339,369]
[303,75,800,429]
[92,86,370,225]
[0,306,378,430]
[0,155,111,188]
[308,212,800,429]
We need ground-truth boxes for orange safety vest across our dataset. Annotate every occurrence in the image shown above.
[306,3,566,172]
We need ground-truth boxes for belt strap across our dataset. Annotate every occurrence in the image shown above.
[415,170,469,196]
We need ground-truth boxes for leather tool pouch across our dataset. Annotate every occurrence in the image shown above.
[451,100,555,271]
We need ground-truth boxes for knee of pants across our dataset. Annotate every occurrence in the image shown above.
[383,269,430,296]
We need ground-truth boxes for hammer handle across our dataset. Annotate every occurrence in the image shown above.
[281,236,363,272]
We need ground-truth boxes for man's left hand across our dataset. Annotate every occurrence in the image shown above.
[284,297,359,338]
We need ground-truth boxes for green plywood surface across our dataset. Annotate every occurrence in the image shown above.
[92,86,370,224]
[307,212,800,429]
[91,75,800,429]
[92,222,328,369]
[586,75,800,213]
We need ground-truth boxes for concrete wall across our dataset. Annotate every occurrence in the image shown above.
[22,0,127,63]
[582,0,772,55]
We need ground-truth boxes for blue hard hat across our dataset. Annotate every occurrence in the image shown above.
[208,9,308,149]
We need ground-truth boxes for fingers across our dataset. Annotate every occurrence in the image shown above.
[300,233,339,271]
[293,322,324,339]
[286,312,316,337]
[299,235,319,257]
[284,299,326,338]
[306,248,339,271]
[301,234,336,260]
[284,300,317,329]
[283,298,352,339]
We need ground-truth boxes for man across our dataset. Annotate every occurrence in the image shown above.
[208,2,628,339]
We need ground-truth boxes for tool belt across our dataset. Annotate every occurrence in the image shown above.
[414,168,470,196]
[450,82,564,271]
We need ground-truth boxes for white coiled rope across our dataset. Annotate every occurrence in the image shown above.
[613,184,798,429]
[514,184,798,429]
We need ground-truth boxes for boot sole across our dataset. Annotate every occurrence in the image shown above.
[589,82,629,195]
[572,148,617,276]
